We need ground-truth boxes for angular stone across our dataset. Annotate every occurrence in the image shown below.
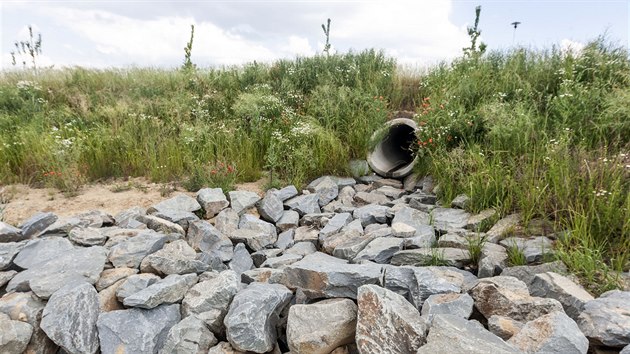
[342,219,363,233]
[353,237,404,264]
[224,282,292,353]
[356,284,427,354]
[270,185,299,202]
[228,243,253,275]
[0,270,17,288]
[276,211,299,232]
[115,273,161,302]
[261,254,303,268]
[354,191,389,205]
[431,208,472,232]
[20,212,58,239]
[114,206,147,227]
[285,194,321,216]
[41,282,100,354]
[391,248,472,268]
[469,276,564,322]
[451,194,470,209]
[0,242,25,270]
[353,204,389,227]
[500,261,568,286]
[300,212,334,227]
[242,268,285,285]
[161,315,218,354]
[141,239,209,275]
[308,176,339,207]
[187,220,233,262]
[229,229,275,251]
[319,213,353,239]
[322,230,373,260]
[417,315,519,354]
[136,214,185,235]
[391,222,416,237]
[486,213,521,243]
[287,298,357,354]
[421,292,474,319]
[376,185,405,199]
[577,290,630,347]
[182,270,240,333]
[108,231,168,268]
[153,209,199,231]
[251,249,283,267]
[123,273,197,309]
[95,268,138,291]
[373,178,403,189]
[478,242,509,278]
[0,222,25,242]
[437,233,468,248]
[293,226,319,245]
[466,209,498,231]
[215,208,240,236]
[197,188,229,218]
[68,227,108,246]
[8,246,107,299]
[500,237,554,263]
[284,241,317,257]
[148,194,201,214]
[257,191,284,223]
[488,315,524,340]
[391,206,434,246]
[509,311,588,354]
[99,280,125,312]
[622,345,630,354]
[13,237,74,269]
[228,191,261,215]
[0,312,33,354]
[97,304,181,354]
[0,291,55,353]
[239,214,277,238]
[282,252,382,299]
[529,272,594,320]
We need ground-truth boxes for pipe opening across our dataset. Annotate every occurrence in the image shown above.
[367,118,418,178]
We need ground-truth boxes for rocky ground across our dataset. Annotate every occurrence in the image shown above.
[0,173,629,354]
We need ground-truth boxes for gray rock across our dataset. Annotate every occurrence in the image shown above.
[228,191,261,215]
[500,236,554,263]
[261,254,303,268]
[153,209,199,231]
[228,243,253,276]
[0,291,55,353]
[417,315,519,354]
[20,212,58,238]
[187,220,233,262]
[224,282,292,353]
[500,261,568,286]
[529,272,594,320]
[349,159,370,177]
[354,191,390,205]
[68,227,108,246]
[239,214,277,238]
[257,192,284,223]
[287,298,357,354]
[451,194,470,209]
[40,282,100,354]
[196,188,229,218]
[486,213,521,243]
[466,209,498,231]
[251,249,283,267]
[437,233,468,249]
[374,178,403,189]
[141,239,209,275]
[282,252,382,299]
[319,213,353,239]
[182,269,240,332]
[478,242,509,278]
[136,214,185,235]
[621,345,630,354]
[115,272,159,298]
[355,284,427,354]
[242,268,285,285]
[411,266,465,308]
[293,226,319,245]
[300,212,335,227]
[215,208,240,236]
[148,194,201,214]
[357,174,381,185]
[284,242,317,257]
[403,172,422,192]
[97,304,181,354]
[276,211,299,232]
[391,206,435,246]
[229,228,275,251]
[160,315,218,354]
[431,208,472,232]
[342,219,364,234]
[285,194,321,216]
[577,290,630,347]
[321,230,372,260]
[271,185,299,202]
[391,248,472,268]
[392,222,419,238]
[353,204,389,227]
[0,312,33,354]
[108,231,168,268]
[488,315,524,340]
[13,237,74,269]
[308,176,339,207]
[376,185,405,199]
[469,276,564,322]
[114,206,147,228]
[95,268,138,291]
[509,311,588,354]
[0,270,17,288]
[0,222,25,242]
[8,246,107,299]
[353,237,404,264]
[421,292,474,319]
[0,242,26,270]
[123,273,198,309]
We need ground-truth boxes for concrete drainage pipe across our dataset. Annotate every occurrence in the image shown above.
[367,118,418,178]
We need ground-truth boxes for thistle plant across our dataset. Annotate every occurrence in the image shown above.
[10,25,42,70]
[321,18,332,56]
[182,24,196,71]
[463,6,487,58]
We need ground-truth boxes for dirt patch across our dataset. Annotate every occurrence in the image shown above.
[0,176,269,226]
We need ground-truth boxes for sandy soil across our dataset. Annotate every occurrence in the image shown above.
[0,177,268,226]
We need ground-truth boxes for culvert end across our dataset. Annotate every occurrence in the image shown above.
[367,118,418,179]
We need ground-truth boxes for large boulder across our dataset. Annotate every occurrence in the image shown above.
[187,221,233,262]
[319,213,353,239]
[509,311,588,354]
[182,270,240,333]
[391,248,471,268]
[140,239,209,275]
[307,176,339,206]
[19,212,58,238]
[196,188,229,218]
[0,242,26,270]
[421,292,474,319]
[115,273,161,303]
[0,222,24,242]
[108,231,168,268]
[228,191,261,215]
[224,282,292,353]
[431,208,471,232]
[40,282,100,354]
[500,237,554,263]
[355,284,427,354]
[161,315,218,354]
[135,214,185,235]
[500,261,568,286]
[228,243,254,275]
[284,194,321,216]
[0,291,57,353]
[0,312,33,354]
[577,290,630,347]
[122,273,198,309]
[12,237,74,269]
[97,304,181,354]
[391,206,435,246]
[257,192,284,223]
[353,204,389,227]
[478,242,508,278]
[287,298,357,354]
[229,229,276,252]
[68,227,108,246]
[148,194,201,214]
[352,237,404,264]
[529,272,594,320]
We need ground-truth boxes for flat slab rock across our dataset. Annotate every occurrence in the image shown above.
[577,290,630,347]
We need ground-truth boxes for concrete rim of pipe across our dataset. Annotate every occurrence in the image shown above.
[367,117,418,178]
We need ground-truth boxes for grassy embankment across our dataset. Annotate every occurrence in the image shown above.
[0,41,628,294]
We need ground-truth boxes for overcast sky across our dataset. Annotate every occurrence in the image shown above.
[1,0,628,70]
